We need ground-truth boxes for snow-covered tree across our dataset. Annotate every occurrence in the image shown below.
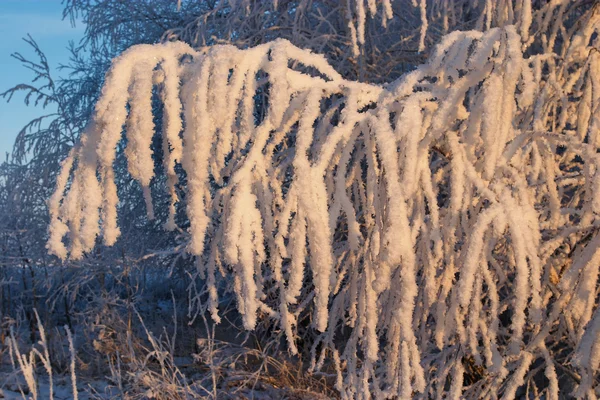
[44,1,600,398]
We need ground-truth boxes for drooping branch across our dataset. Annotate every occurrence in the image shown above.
[48,11,600,399]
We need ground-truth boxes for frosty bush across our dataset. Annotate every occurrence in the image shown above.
[46,3,600,399]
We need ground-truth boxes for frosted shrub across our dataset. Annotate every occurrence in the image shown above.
[47,5,600,399]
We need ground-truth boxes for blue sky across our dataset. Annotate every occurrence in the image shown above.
[0,0,84,158]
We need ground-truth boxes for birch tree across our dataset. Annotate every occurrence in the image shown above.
[45,1,600,398]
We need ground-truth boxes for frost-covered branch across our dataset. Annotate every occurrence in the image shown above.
[47,4,600,398]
